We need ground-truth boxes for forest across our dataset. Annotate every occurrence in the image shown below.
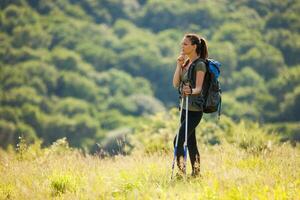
[0,0,300,151]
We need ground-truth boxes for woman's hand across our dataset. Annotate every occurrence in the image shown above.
[177,53,186,67]
[182,83,192,96]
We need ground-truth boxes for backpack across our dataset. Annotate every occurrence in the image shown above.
[187,58,222,118]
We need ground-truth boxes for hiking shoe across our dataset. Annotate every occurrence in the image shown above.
[191,171,202,178]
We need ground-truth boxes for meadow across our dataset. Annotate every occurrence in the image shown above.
[0,137,299,200]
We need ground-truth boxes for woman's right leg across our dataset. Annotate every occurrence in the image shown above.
[173,109,185,174]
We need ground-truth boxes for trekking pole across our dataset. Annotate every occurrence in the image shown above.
[183,95,189,177]
[171,98,184,180]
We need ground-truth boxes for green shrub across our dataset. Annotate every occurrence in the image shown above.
[50,171,79,196]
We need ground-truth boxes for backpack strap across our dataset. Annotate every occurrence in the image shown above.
[218,96,222,120]
[187,58,208,88]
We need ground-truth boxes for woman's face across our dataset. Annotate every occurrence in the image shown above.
[181,37,196,55]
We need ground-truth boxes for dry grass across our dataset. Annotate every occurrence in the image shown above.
[0,140,299,200]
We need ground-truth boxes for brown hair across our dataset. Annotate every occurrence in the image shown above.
[185,33,208,59]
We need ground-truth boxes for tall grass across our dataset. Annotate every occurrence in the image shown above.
[0,138,299,199]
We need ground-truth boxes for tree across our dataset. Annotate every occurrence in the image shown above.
[209,41,238,87]
[279,86,300,121]
[12,24,51,49]
[95,68,153,96]
[20,103,44,136]
[1,86,42,107]
[76,43,117,72]
[0,4,38,34]
[20,61,59,94]
[56,71,99,102]
[266,29,300,66]
[226,67,264,90]
[0,120,16,149]
[238,42,285,79]
[137,0,185,32]
[0,106,21,123]
[53,97,91,117]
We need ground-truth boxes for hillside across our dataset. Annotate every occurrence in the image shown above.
[0,0,300,150]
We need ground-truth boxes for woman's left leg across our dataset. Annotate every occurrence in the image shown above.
[188,130,201,176]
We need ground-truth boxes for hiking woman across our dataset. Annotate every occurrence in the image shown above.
[172,33,208,177]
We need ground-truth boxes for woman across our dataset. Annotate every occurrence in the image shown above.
[172,33,208,177]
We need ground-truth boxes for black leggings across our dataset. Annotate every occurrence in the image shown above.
[173,109,203,174]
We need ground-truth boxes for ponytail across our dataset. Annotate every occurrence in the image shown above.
[199,38,208,59]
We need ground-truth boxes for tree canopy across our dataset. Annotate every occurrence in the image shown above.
[0,0,299,150]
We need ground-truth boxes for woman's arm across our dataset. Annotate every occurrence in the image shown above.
[173,64,182,88]
[191,71,205,95]
[173,54,185,88]
[182,71,205,95]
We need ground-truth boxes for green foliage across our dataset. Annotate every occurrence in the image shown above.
[1,86,42,107]
[156,29,183,59]
[16,135,28,160]
[50,171,80,196]
[0,182,16,200]
[100,127,133,156]
[71,0,113,24]
[0,66,27,90]
[132,110,281,156]
[213,22,263,53]
[227,6,264,30]
[15,122,37,144]
[12,24,51,49]
[209,41,238,82]
[266,122,300,145]
[239,42,285,79]
[76,43,118,72]
[128,94,166,115]
[97,109,138,131]
[137,1,223,32]
[0,119,37,150]
[20,103,43,135]
[113,19,137,38]
[224,120,276,155]
[279,85,300,121]
[266,29,300,66]
[227,67,264,90]
[0,106,21,123]
[222,85,275,121]
[108,94,165,116]
[42,113,100,149]
[96,69,153,96]
[0,4,38,33]
[53,97,91,117]
[268,66,300,121]
[266,11,300,32]
[0,0,300,150]
[0,46,46,64]
[0,120,16,149]
[20,61,58,93]
[48,137,70,155]
[49,48,81,71]
[137,0,187,32]
[56,71,99,102]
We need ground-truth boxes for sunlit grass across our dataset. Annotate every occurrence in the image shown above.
[0,140,299,199]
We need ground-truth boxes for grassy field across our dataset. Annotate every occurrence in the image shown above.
[0,138,299,200]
